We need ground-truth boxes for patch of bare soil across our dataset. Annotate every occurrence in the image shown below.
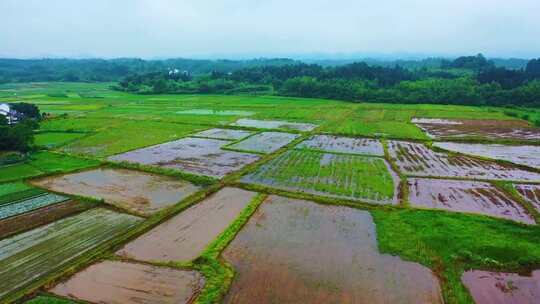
[462,270,540,304]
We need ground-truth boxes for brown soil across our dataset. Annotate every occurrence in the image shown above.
[297,135,384,156]
[31,168,200,216]
[117,187,256,262]
[222,195,443,304]
[414,119,540,141]
[0,200,90,239]
[408,178,535,224]
[462,270,540,304]
[515,184,540,212]
[50,260,204,304]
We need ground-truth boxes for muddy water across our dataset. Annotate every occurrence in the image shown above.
[109,137,260,178]
[462,270,540,304]
[515,184,540,212]
[223,196,443,304]
[231,118,317,131]
[51,261,204,304]
[32,168,200,216]
[117,187,256,262]
[229,132,299,153]
[297,135,384,156]
[388,141,540,182]
[434,142,540,169]
[413,118,540,141]
[408,178,535,224]
[193,128,253,140]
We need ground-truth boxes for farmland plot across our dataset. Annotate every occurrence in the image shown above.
[32,168,200,216]
[117,187,256,262]
[109,137,260,178]
[0,208,141,300]
[297,134,384,156]
[413,118,540,141]
[242,150,398,204]
[0,193,69,220]
[223,196,443,304]
[408,178,534,224]
[231,118,317,131]
[515,184,540,212]
[177,108,254,116]
[0,182,45,206]
[192,128,253,140]
[227,132,299,153]
[0,200,90,239]
[433,142,540,169]
[51,261,204,304]
[462,270,540,304]
[388,141,540,182]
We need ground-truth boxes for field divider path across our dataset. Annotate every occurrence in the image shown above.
[382,139,410,207]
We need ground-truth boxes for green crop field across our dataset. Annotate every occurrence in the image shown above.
[2,82,540,304]
[242,150,396,203]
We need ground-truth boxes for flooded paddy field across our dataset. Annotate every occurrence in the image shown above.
[50,261,204,304]
[231,118,318,131]
[117,187,256,262]
[0,208,141,300]
[413,118,540,141]
[434,142,540,169]
[223,196,443,304]
[388,141,540,182]
[0,200,90,239]
[227,132,299,153]
[32,168,200,216]
[109,137,260,178]
[242,150,398,204]
[0,193,69,220]
[176,108,255,116]
[462,270,540,304]
[515,184,540,212]
[296,134,384,156]
[192,128,253,140]
[408,178,535,224]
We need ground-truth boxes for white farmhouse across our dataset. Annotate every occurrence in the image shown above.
[0,103,18,124]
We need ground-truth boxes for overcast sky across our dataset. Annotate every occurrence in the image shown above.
[1,0,539,59]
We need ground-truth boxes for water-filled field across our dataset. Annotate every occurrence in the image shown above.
[515,184,540,212]
[433,142,540,169]
[193,128,253,140]
[297,135,384,156]
[50,261,204,304]
[0,208,141,299]
[227,131,299,153]
[231,118,317,131]
[461,270,540,304]
[117,187,256,262]
[242,150,398,204]
[223,196,443,303]
[109,137,260,178]
[413,118,540,141]
[388,141,540,182]
[408,178,534,224]
[32,168,200,215]
[0,193,69,220]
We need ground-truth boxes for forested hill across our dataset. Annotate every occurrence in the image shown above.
[0,58,296,83]
[115,54,540,108]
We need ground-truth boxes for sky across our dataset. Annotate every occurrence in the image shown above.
[1,0,539,59]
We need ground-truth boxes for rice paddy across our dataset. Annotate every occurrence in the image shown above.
[227,131,299,153]
[32,168,201,216]
[242,150,397,204]
[0,208,141,299]
[4,83,540,304]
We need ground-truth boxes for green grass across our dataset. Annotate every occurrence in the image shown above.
[34,132,89,148]
[0,151,100,183]
[242,150,396,203]
[25,295,76,304]
[372,209,540,304]
[0,181,32,196]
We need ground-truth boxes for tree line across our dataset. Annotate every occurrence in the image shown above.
[115,54,540,107]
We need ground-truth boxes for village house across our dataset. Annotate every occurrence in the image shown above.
[0,103,21,124]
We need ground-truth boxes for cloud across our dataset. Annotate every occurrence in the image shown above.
[1,0,539,58]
